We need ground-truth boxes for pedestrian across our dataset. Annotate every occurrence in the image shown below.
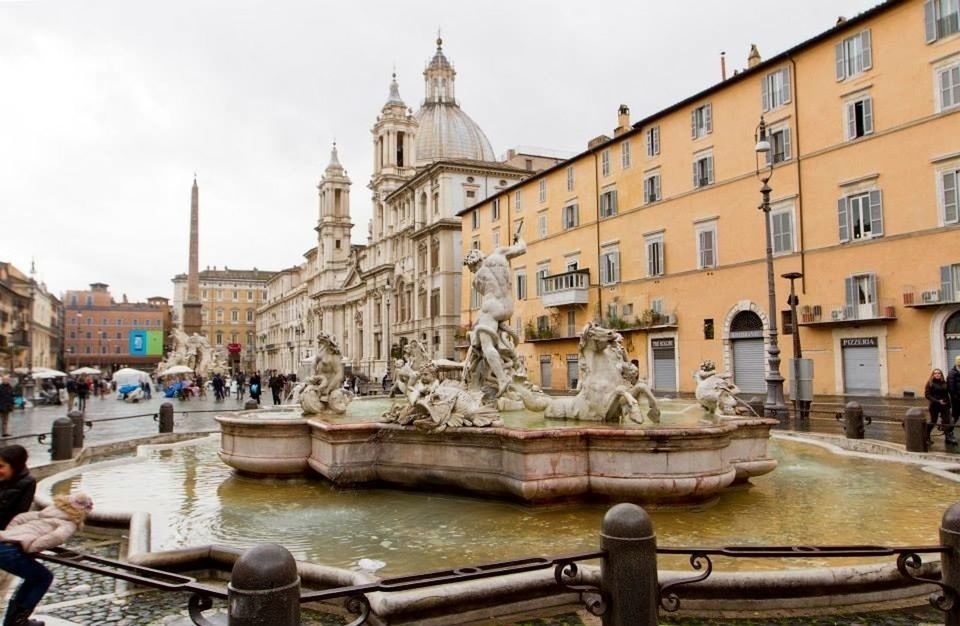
[75,377,88,413]
[65,378,76,411]
[212,373,225,402]
[235,372,246,400]
[947,356,960,446]
[0,445,36,530]
[925,368,953,445]
[0,491,94,626]
[249,372,262,405]
[269,373,284,406]
[0,378,13,438]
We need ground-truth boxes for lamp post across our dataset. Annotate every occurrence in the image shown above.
[754,116,788,419]
[294,317,304,378]
[385,277,392,383]
[782,271,811,419]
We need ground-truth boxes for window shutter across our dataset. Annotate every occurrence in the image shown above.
[654,175,661,200]
[861,30,872,71]
[612,251,620,283]
[761,75,770,112]
[600,255,609,285]
[647,243,655,277]
[783,128,792,160]
[657,241,664,275]
[765,140,773,166]
[838,197,850,242]
[704,104,713,133]
[862,97,873,134]
[611,190,618,214]
[867,274,879,317]
[654,128,660,154]
[925,0,937,43]
[782,68,792,104]
[944,171,958,223]
[835,43,846,81]
[941,265,955,300]
[846,102,856,140]
[869,189,883,236]
[706,156,714,184]
[691,110,697,138]
[844,276,857,319]
[693,160,699,187]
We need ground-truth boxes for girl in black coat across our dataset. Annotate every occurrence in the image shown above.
[0,445,36,530]
[925,369,955,445]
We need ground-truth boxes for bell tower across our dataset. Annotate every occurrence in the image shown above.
[316,143,353,290]
[370,73,418,241]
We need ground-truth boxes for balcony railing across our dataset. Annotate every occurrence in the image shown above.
[541,270,590,308]
[798,302,897,326]
[902,286,960,309]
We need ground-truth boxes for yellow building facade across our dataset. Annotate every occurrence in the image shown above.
[460,0,960,398]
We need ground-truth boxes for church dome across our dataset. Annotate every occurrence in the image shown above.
[414,104,496,163]
[413,36,496,165]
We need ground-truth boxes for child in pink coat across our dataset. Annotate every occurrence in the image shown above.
[0,492,93,626]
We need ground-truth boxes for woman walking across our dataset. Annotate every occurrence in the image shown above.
[0,378,13,438]
[925,368,955,445]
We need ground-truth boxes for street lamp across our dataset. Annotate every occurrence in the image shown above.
[755,116,788,419]
[385,277,392,383]
[294,317,304,377]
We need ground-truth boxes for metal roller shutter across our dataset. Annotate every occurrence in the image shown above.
[652,345,677,392]
[732,339,766,393]
[842,345,880,394]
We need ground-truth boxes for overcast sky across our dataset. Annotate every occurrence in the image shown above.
[1,0,882,302]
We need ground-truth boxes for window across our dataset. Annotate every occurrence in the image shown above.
[86,317,92,325]
[430,238,439,269]
[202,289,208,299]
[600,190,618,218]
[492,228,501,249]
[845,96,874,139]
[567,310,577,337]
[539,179,547,202]
[601,150,611,177]
[937,62,960,111]
[515,271,527,300]
[835,30,872,81]
[246,309,254,322]
[232,290,239,301]
[566,166,575,191]
[696,224,717,269]
[537,212,548,238]
[131,318,138,326]
[926,0,960,42]
[471,210,480,230]
[644,173,661,204]
[216,309,224,322]
[216,289,223,301]
[761,67,791,112]
[465,189,475,200]
[692,154,714,188]
[838,190,884,242]
[231,310,239,322]
[690,103,712,139]
[491,198,500,221]
[600,247,620,285]
[515,190,522,212]
[525,158,534,171]
[766,126,792,164]
[770,206,795,255]
[844,273,878,319]
[471,237,480,250]
[216,332,223,345]
[646,126,660,157]
[621,141,631,169]
[562,203,579,229]
[941,263,960,301]
[645,234,665,277]
[536,265,549,296]
[942,166,959,224]
[430,289,440,316]
[248,290,253,301]
[116,319,122,326]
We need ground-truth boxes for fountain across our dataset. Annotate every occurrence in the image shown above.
[217,234,778,505]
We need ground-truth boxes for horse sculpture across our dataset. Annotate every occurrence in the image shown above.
[513,322,660,423]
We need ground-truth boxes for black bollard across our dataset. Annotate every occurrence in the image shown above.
[51,417,74,461]
[903,407,929,453]
[244,399,259,411]
[941,502,960,626]
[228,543,300,626]
[67,410,85,448]
[158,402,174,433]
[601,503,658,626]
[836,401,870,439]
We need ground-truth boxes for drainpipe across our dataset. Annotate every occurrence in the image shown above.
[789,56,807,294]
[594,151,603,319]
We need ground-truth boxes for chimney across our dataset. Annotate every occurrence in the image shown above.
[836,16,847,25]
[747,44,761,68]
[588,134,612,149]
[720,51,727,80]
[614,104,631,136]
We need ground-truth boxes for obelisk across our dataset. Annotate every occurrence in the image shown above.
[182,176,202,336]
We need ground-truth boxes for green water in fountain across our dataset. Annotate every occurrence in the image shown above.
[51,435,958,575]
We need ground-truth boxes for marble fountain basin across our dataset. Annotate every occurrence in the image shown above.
[216,398,778,505]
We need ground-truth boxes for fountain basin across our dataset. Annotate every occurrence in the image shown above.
[217,405,778,505]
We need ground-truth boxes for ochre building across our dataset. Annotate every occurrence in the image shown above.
[460,0,960,398]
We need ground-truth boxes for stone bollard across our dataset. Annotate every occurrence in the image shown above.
[244,399,259,411]
[228,543,300,626]
[51,417,74,461]
[67,410,85,448]
[903,407,929,453]
[836,401,870,439]
[941,502,960,626]
[158,402,174,433]
[601,503,658,626]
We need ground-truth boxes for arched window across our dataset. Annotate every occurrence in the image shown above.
[946,311,960,366]
[419,192,428,224]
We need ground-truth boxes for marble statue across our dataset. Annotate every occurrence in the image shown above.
[694,360,746,417]
[300,332,351,415]
[461,231,526,397]
[156,330,228,378]
[512,322,659,424]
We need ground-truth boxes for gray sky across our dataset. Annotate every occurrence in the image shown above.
[1,0,882,302]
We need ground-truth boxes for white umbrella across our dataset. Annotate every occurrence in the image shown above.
[159,365,193,376]
[112,368,150,381]
[32,369,67,379]
[71,367,102,376]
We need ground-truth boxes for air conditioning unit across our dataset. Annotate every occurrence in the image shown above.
[830,308,846,321]
[921,290,941,303]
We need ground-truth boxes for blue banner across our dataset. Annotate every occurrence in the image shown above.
[129,329,148,356]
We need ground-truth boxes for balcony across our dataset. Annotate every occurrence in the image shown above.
[902,286,960,309]
[798,302,897,328]
[541,270,590,308]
